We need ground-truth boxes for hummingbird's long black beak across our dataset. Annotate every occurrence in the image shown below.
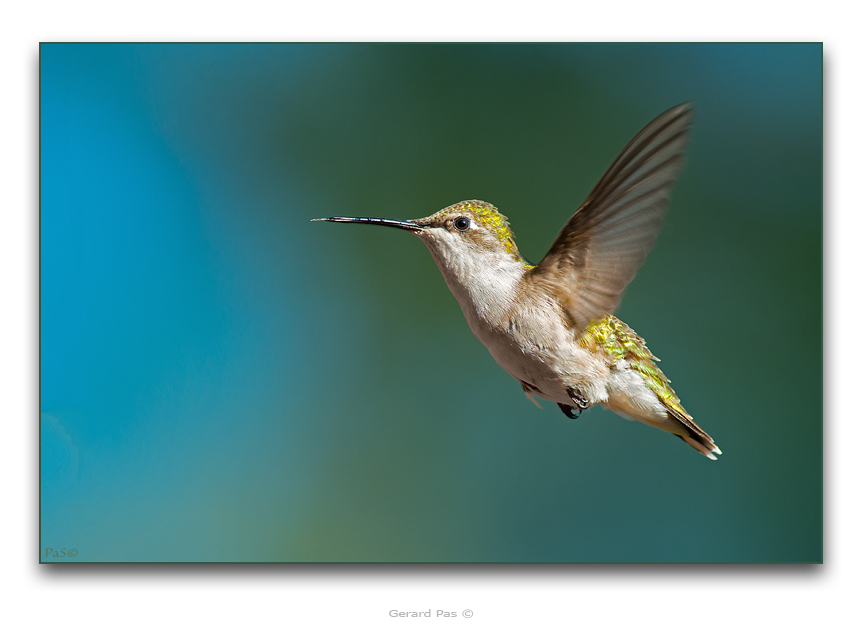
[313,216,426,231]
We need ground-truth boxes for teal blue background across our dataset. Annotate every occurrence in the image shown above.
[41,43,821,562]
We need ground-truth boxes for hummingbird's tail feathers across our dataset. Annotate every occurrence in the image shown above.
[666,406,722,460]
[679,434,721,460]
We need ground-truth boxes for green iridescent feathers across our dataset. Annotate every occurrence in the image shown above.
[430,200,525,261]
[577,316,689,418]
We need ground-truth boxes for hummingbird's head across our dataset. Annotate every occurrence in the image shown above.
[413,200,523,261]
[315,200,525,265]
[316,200,530,307]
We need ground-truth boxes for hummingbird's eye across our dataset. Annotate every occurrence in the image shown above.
[453,217,471,231]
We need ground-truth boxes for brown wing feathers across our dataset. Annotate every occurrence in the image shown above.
[530,104,694,330]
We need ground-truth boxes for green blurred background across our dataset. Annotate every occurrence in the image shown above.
[41,43,821,562]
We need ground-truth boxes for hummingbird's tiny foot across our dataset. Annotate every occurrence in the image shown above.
[557,403,579,419]
[566,387,591,411]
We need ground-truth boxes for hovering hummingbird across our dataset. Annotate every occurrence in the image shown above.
[316,103,720,460]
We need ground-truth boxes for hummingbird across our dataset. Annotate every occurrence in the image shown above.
[316,103,721,460]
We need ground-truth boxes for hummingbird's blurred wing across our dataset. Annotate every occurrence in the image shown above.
[529,103,694,331]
